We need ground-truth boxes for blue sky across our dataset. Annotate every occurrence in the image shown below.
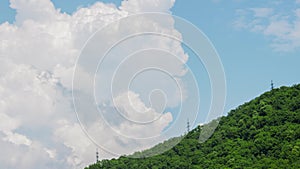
[0,0,299,167]
[1,0,299,131]
[70,0,296,113]
[1,0,299,123]
[172,0,300,113]
[174,0,300,115]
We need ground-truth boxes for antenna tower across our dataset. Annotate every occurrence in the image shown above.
[187,118,190,133]
[96,148,99,163]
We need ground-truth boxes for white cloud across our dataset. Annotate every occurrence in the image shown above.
[250,8,273,18]
[44,148,57,159]
[0,113,20,132]
[10,0,57,23]
[263,20,291,38]
[0,0,189,168]
[3,131,32,146]
[113,91,173,137]
[234,3,300,52]
[54,121,94,168]
[120,0,175,13]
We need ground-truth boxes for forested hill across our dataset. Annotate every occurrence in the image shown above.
[85,84,300,169]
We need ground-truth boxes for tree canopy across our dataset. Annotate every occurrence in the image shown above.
[85,84,300,169]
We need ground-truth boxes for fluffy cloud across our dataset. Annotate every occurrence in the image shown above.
[120,0,175,13]
[0,0,189,169]
[234,1,300,52]
[10,0,58,24]
[54,91,173,167]
[113,91,173,137]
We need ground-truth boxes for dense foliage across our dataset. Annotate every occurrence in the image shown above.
[85,84,300,169]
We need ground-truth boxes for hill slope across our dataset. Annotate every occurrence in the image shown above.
[85,84,300,169]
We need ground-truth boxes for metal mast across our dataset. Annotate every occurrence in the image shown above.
[187,118,190,133]
[96,148,99,163]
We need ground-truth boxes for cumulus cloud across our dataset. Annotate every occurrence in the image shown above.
[0,113,20,132]
[113,91,173,137]
[54,91,173,167]
[0,0,190,168]
[233,1,300,52]
[10,0,57,24]
[120,0,175,13]
[3,131,32,146]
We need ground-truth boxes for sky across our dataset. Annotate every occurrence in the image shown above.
[0,0,299,169]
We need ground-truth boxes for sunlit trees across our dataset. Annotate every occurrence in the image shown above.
[85,84,300,169]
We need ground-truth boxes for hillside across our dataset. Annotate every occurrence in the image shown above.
[85,84,300,169]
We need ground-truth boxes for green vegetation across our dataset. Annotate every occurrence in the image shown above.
[129,136,183,158]
[85,84,300,169]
